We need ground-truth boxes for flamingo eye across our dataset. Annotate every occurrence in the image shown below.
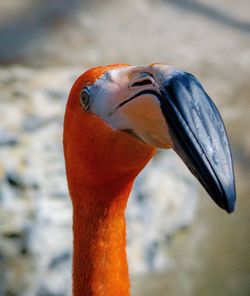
[80,88,90,110]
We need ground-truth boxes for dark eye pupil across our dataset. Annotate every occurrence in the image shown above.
[80,90,90,110]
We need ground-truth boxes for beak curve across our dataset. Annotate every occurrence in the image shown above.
[158,70,236,213]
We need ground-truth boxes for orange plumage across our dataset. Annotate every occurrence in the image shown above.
[64,65,155,296]
[63,63,235,296]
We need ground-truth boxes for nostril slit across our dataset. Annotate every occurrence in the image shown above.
[131,79,153,87]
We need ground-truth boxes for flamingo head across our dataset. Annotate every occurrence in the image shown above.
[64,64,236,213]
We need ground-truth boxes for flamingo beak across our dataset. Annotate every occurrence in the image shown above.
[88,65,236,213]
[157,70,236,213]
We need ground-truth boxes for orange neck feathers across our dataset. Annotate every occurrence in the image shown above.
[63,65,156,296]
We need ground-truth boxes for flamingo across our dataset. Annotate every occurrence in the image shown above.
[63,64,236,296]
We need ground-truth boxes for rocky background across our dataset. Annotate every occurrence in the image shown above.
[0,1,250,296]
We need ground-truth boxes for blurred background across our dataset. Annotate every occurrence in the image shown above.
[0,0,249,295]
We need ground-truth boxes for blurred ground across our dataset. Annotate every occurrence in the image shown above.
[0,0,250,295]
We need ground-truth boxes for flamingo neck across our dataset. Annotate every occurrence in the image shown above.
[71,180,133,296]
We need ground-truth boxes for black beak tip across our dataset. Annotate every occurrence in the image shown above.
[199,175,236,214]
[222,187,236,214]
[226,204,235,214]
